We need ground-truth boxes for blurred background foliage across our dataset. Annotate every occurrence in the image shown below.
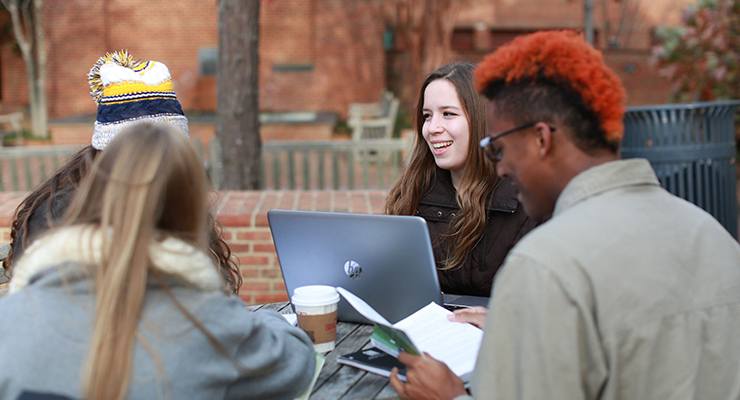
[651,0,740,102]
[651,0,740,150]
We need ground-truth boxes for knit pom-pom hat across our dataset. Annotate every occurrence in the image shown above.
[474,30,626,142]
[87,50,188,150]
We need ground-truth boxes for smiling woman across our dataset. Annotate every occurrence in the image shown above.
[384,63,544,297]
[421,79,471,188]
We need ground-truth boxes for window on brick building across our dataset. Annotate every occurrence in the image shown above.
[272,64,313,72]
[199,48,218,76]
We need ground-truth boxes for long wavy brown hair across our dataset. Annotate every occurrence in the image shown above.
[385,63,499,271]
[4,146,241,294]
[4,145,96,271]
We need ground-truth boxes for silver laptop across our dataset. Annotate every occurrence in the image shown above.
[268,209,446,324]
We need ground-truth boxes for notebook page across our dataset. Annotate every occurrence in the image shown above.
[337,286,392,326]
[393,302,483,377]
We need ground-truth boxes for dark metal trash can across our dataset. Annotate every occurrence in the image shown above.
[622,100,740,239]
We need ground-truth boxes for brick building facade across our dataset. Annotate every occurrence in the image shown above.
[1,0,694,130]
[0,0,388,123]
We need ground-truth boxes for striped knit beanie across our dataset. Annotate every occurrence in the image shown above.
[87,50,188,150]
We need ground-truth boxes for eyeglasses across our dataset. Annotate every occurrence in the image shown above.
[479,122,556,162]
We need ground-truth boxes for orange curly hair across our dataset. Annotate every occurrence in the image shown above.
[474,30,626,142]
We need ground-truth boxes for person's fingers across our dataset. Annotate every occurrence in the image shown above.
[447,309,486,328]
[389,367,406,398]
[448,312,473,322]
[454,306,487,315]
[420,352,443,364]
[397,350,418,366]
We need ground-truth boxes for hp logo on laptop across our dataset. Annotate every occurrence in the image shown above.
[344,260,363,279]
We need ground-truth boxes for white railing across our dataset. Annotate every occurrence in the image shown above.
[0,137,412,192]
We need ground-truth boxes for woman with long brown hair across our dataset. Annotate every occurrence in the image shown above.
[0,123,316,400]
[385,63,543,297]
[3,51,241,294]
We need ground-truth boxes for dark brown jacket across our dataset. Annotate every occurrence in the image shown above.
[416,169,543,297]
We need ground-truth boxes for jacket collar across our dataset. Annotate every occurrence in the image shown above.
[9,225,222,294]
[554,159,660,216]
[419,168,519,213]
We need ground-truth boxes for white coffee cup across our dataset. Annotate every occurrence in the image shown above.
[291,285,340,353]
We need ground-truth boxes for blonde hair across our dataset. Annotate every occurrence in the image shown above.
[63,123,210,400]
[385,63,498,271]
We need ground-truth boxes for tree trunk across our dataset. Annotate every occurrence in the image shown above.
[2,0,48,138]
[31,0,47,138]
[216,0,261,190]
[584,0,595,45]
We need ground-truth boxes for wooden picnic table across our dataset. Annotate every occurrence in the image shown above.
[248,301,401,400]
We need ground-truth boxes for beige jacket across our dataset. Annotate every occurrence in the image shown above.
[459,159,740,400]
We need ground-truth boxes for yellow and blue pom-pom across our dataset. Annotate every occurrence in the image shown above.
[87,50,142,105]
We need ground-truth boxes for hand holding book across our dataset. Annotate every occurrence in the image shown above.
[335,287,483,382]
[389,351,469,400]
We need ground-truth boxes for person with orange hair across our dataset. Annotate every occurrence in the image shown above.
[389,30,740,400]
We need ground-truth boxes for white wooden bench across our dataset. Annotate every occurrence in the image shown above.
[348,91,399,141]
[0,112,24,146]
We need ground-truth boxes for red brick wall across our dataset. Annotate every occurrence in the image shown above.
[0,190,388,305]
[0,0,699,123]
[450,0,697,106]
[604,51,674,106]
[1,0,386,120]
[0,13,34,116]
[456,0,696,49]
[260,0,386,117]
[44,1,105,120]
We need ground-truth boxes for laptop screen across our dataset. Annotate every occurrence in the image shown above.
[268,210,444,324]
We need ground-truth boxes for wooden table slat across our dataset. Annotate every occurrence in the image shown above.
[375,383,401,399]
[313,324,373,390]
[252,301,291,312]
[312,367,371,399]
[342,371,396,399]
[333,320,363,345]
[247,301,402,399]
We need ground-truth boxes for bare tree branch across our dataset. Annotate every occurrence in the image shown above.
[623,0,644,48]
[1,0,48,137]
[3,0,31,61]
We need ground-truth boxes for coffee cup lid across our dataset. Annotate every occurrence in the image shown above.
[291,285,340,307]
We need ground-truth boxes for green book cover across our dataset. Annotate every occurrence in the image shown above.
[371,324,421,357]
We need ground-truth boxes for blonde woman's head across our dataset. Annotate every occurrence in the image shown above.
[66,122,210,400]
[68,122,209,247]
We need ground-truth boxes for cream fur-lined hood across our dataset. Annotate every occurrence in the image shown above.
[9,225,223,294]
